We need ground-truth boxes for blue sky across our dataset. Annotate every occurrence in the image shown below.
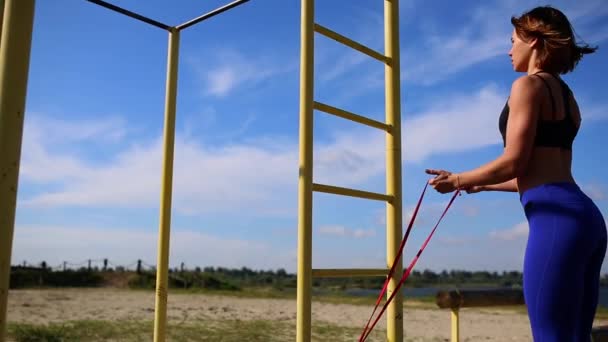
[11,0,608,274]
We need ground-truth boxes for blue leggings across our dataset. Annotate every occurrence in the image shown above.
[522,182,607,341]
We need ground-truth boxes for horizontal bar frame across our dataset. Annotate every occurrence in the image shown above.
[314,23,390,64]
[312,268,389,278]
[314,101,390,131]
[87,0,251,32]
[312,183,393,202]
[177,0,251,30]
[86,0,171,30]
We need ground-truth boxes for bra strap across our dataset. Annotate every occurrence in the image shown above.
[532,72,556,118]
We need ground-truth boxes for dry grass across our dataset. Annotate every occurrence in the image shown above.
[7,288,605,341]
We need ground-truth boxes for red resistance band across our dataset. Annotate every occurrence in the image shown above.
[359,183,461,341]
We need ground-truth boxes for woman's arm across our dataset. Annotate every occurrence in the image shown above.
[457,76,541,189]
[475,178,518,192]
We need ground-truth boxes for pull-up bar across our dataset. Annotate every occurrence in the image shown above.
[86,0,171,30]
[177,0,251,30]
[86,0,251,31]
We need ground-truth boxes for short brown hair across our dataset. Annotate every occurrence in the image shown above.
[511,6,598,74]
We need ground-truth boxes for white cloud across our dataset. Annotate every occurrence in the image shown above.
[401,0,608,85]
[562,0,608,26]
[583,102,608,122]
[28,115,127,144]
[20,115,127,183]
[190,49,294,98]
[585,25,608,44]
[318,50,369,84]
[314,84,510,187]
[21,133,299,216]
[314,1,383,82]
[313,130,385,186]
[398,1,514,85]
[19,112,383,215]
[17,84,506,213]
[461,204,481,217]
[317,225,376,239]
[206,67,238,96]
[583,182,606,201]
[19,81,608,214]
[489,221,529,241]
[402,85,507,162]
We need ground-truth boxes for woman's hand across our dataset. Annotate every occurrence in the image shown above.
[425,169,460,194]
[425,168,451,179]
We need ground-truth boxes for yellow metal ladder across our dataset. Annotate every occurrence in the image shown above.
[296,0,404,341]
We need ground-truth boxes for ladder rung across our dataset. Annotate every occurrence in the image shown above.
[312,183,393,202]
[312,268,388,278]
[314,101,390,131]
[314,23,390,64]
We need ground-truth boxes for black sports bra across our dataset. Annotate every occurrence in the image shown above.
[499,72,579,150]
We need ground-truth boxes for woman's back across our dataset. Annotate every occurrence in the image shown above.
[517,73,582,194]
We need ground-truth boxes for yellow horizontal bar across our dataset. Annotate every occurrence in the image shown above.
[314,23,390,64]
[312,268,388,278]
[312,183,393,202]
[314,101,390,131]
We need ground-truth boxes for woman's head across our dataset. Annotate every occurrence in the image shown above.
[509,6,597,74]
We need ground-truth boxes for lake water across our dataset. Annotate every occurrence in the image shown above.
[339,286,608,308]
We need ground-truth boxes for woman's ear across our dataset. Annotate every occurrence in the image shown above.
[528,37,539,48]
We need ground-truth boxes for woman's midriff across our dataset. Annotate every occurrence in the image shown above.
[517,147,576,195]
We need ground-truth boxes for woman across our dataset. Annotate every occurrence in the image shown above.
[426,6,606,341]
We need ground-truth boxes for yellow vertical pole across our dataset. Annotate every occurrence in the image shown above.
[0,0,5,40]
[0,1,35,341]
[385,0,403,341]
[451,308,460,342]
[296,0,313,340]
[153,27,179,342]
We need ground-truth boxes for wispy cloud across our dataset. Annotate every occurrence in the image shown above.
[489,221,528,241]
[18,113,381,214]
[317,51,369,84]
[28,115,127,144]
[317,225,376,239]
[315,83,510,185]
[401,0,608,85]
[583,102,608,122]
[19,80,608,215]
[583,182,606,201]
[397,1,520,85]
[310,0,608,96]
[313,130,385,187]
[461,204,481,217]
[402,85,507,162]
[20,115,127,183]
[190,49,293,98]
[18,84,509,212]
[313,7,385,103]
[585,25,608,44]
[21,132,298,216]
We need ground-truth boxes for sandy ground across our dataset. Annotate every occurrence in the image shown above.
[6,288,608,341]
